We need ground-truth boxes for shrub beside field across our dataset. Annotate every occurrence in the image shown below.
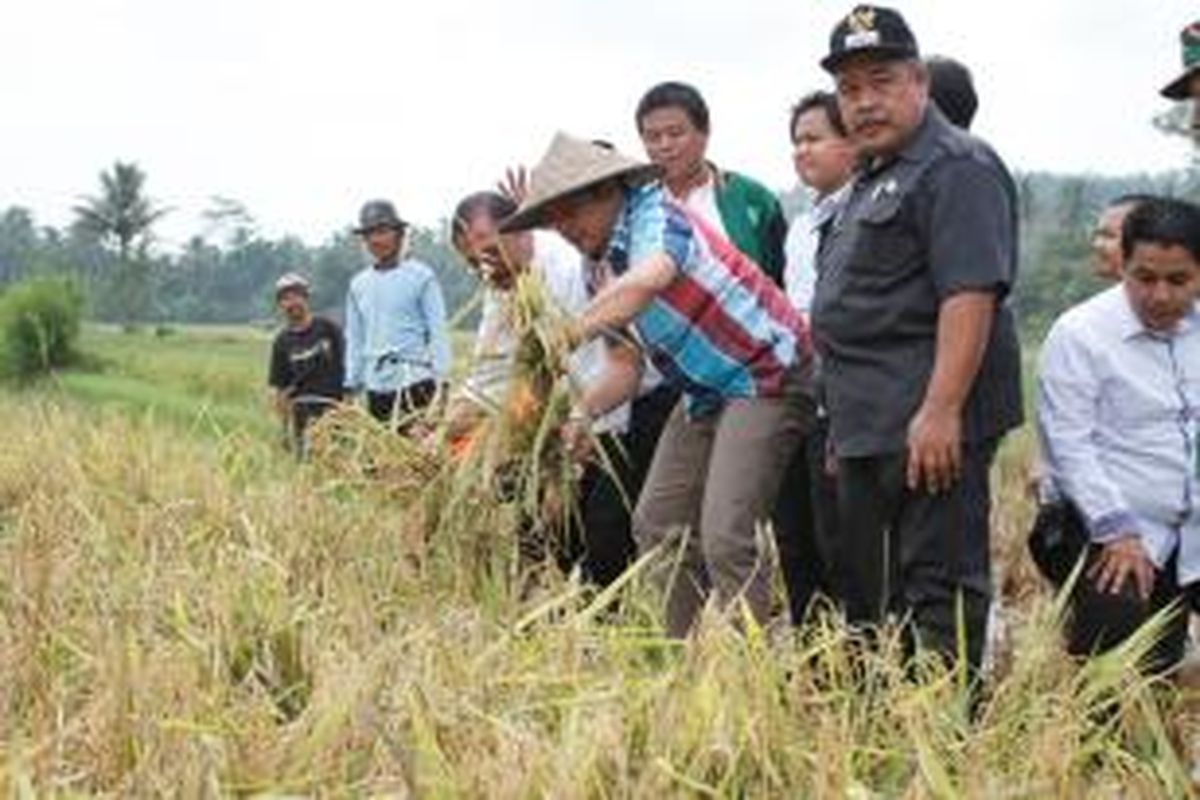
[0,277,83,379]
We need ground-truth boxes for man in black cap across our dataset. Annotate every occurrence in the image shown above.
[811,5,1023,674]
[344,199,452,429]
[1160,21,1200,132]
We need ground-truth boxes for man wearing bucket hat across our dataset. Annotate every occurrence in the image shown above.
[344,199,452,429]
[501,133,815,637]
[268,272,345,454]
[1160,21,1200,132]
[811,6,1023,672]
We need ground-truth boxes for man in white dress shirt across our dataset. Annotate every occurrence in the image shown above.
[784,91,858,319]
[449,190,639,587]
[774,90,859,622]
[1037,197,1200,672]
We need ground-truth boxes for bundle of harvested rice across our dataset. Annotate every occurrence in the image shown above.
[306,403,443,503]
[493,270,582,523]
[305,264,595,587]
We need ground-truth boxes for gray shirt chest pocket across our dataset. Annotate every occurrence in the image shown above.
[846,193,921,280]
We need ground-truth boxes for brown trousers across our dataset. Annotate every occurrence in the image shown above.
[632,367,814,636]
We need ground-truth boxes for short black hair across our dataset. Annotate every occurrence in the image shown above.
[1106,193,1155,211]
[635,81,710,133]
[789,90,847,141]
[451,191,517,241]
[1120,196,1200,263]
[926,55,978,130]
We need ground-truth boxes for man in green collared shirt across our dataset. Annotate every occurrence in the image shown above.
[635,81,787,286]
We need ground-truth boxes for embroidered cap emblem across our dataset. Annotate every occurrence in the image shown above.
[844,7,880,49]
[846,7,876,33]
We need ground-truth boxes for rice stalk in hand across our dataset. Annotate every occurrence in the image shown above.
[494,271,586,542]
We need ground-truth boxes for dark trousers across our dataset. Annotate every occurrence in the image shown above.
[287,397,339,457]
[1068,549,1193,674]
[558,434,638,587]
[773,417,840,623]
[556,386,679,588]
[834,443,996,672]
[367,379,438,430]
[522,386,678,589]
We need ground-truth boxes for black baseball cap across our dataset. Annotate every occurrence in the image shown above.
[821,5,920,73]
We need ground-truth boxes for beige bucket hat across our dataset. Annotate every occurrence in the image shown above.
[499,132,660,233]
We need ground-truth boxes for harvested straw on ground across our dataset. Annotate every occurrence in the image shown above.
[306,404,442,503]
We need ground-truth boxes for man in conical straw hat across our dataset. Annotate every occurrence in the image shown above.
[502,132,816,636]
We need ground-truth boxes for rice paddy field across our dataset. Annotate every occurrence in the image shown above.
[2,323,1199,796]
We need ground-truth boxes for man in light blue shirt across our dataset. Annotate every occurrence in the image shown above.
[1037,196,1200,671]
[344,199,452,428]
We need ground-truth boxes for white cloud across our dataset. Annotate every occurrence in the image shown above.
[1,0,1195,249]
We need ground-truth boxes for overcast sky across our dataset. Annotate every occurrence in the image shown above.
[2,0,1195,248]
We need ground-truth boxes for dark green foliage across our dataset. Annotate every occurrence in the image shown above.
[73,162,169,325]
[73,162,168,263]
[1010,170,1200,340]
[152,224,479,326]
[3,167,1197,337]
[0,277,84,378]
[0,207,480,328]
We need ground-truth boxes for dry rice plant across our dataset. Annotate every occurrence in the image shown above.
[303,269,585,599]
[0,391,1198,795]
[489,269,578,524]
[306,403,442,503]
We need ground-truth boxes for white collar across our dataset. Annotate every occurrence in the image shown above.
[808,181,853,230]
[1115,284,1200,341]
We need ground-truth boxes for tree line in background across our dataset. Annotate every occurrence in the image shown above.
[0,162,480,328]
[0,160,1197,340]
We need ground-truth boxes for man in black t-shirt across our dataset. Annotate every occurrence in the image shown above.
[268,273,345,454]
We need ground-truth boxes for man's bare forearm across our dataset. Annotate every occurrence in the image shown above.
[578,341,643,419]
[576,253,677,343]
[922,291,995,413]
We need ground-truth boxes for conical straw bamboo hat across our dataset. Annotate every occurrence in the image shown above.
[500,132,660,233]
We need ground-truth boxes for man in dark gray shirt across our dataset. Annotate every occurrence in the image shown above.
[811,5,1022,673]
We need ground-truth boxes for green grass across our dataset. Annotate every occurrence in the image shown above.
[50,324,276,436]
[40,324,475,442]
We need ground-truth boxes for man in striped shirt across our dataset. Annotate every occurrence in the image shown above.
[502,133,815,636]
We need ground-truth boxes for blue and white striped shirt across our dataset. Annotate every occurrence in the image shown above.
[1037,285,1200,582]
[604,183,808,417]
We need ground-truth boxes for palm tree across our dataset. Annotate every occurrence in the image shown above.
[74,161,168,262]
[73,161,169,322]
